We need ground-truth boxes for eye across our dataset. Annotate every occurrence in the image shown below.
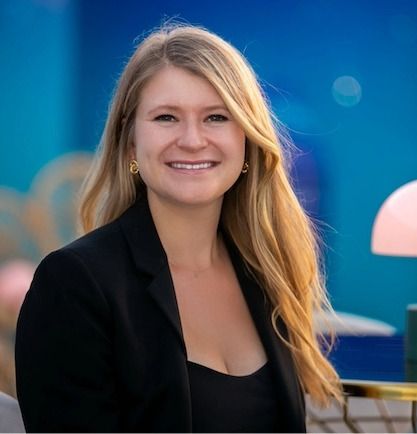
[154,114,177,122]
[207,114,228,122]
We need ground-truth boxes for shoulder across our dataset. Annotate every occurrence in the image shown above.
[28,197,164,302]
[54,197,155,270]
[18,237,115,339]
[41,211,130,275]
[29,216,128,302]
[65,216,125,260]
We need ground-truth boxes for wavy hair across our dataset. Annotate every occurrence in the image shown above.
[79,23,342,406]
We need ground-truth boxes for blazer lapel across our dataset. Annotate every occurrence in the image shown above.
[118,198,186,353]
[118,198,303,429]
[146,266,186,354]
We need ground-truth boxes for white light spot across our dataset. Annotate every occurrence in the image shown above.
[332,75,362,107]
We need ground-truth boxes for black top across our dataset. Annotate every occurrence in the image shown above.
[187,360,281,433]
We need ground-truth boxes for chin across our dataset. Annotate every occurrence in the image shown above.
[146,182,231,209]
[172,196,223,208]
[154,191,224,209]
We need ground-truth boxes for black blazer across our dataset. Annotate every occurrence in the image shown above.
[15,198,306,433]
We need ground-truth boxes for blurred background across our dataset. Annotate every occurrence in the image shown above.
[0,0,416,397]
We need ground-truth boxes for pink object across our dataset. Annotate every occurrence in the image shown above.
[0,259,35,314]
[371,180,417,257]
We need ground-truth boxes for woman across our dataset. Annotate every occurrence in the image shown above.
[15,24,341,432]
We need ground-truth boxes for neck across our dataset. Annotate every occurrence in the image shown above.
[148,194,223,271]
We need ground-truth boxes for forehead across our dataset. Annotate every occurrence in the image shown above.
[138,66,225,111]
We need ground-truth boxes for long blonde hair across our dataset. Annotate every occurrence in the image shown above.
[80,23,342,406]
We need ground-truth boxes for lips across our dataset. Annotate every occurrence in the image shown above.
[166,161,219,170]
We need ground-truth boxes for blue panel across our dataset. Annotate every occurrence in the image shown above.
[0,0,78,192]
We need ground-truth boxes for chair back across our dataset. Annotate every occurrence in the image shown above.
[0,391,25,433]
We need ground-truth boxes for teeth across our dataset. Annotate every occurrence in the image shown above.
[169,162,214,170]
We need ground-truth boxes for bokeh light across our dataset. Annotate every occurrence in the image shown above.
[332,75,362,107]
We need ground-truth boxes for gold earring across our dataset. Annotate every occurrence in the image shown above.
[241,161,249,174]
[129,159,139,174]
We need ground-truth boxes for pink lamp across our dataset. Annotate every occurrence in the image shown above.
[371,180,417,257]
[371,180,417,365]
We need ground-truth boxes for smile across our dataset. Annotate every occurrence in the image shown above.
[167,161,218,170]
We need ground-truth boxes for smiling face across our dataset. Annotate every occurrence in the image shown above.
[132,65,246,210]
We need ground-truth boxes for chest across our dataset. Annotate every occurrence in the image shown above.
[170,259,267,375]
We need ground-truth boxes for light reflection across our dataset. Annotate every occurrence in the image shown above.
[332,75,362,108]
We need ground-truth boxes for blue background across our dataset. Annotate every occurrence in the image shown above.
[1,0,416,331]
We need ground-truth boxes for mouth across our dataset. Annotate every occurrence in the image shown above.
[166,161,219,170]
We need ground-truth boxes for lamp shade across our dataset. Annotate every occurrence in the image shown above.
[371,180,417,257]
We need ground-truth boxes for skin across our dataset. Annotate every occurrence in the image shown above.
[133,65,246,211]
[132,66,267,375]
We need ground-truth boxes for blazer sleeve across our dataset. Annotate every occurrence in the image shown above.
[15,248,120,433]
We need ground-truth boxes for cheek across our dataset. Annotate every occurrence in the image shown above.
[134,135,157,161]
[223,138,246,181]
[231,127,246,153]
[134,125,170,160]
[229,131,246,162]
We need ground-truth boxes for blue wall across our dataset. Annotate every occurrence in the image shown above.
[0,0,78,191]
[1,0,416,331]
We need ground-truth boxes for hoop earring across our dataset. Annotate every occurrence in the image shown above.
[241,161,249,174]
[129,160,139,175]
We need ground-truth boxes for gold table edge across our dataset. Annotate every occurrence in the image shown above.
[342,379,417,400]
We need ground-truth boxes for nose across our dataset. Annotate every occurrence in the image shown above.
[176,120,208,152]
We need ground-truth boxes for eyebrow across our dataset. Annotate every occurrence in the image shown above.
[146,104,229,114]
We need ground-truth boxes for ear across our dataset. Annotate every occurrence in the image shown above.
[125,117,137,160]
[128,142,136,160]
